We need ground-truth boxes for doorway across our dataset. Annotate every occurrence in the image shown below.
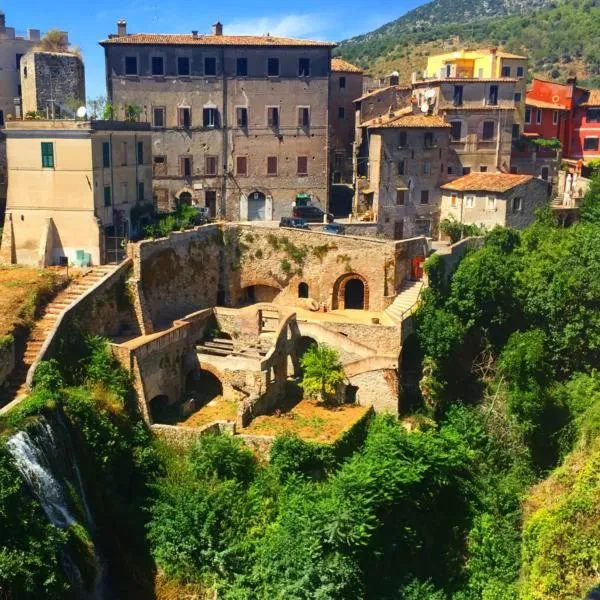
[248,191,266,221]
[344,278,365,309]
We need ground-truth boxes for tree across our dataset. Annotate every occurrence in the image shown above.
[300,344,345,403]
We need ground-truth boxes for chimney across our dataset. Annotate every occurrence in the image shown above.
[117,19,127,37]
[212,21,223,36]
[0,12,5,29]
[192,30,198,38]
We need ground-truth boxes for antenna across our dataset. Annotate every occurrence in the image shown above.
[76,106,87,119]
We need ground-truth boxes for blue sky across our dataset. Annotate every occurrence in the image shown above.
[6,0,422,98]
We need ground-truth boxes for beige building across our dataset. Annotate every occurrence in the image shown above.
[101,20,334,221]
[0,119,152,266]
[440,172,548,230]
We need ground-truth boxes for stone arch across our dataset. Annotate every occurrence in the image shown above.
[332,272,369,310]
[175,186,195,205]
[148,394,171,423]
[239,278,282,305]
[186,367,223,403]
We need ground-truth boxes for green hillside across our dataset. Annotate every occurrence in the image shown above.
[336,0,600,86]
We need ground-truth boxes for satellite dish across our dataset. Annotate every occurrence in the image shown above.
[420,101,429,113]
[76,106,87,118]
[424,88,436,99]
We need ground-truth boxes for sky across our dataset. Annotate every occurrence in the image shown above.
[5,0,423,99]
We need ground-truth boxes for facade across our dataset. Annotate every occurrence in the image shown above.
[101,20,334,221]
[356,109,450,238]
[440,172,548,230]
[329,58,362,185]
[571,89,600,161]
[20,51,85,117]
[0,119,152,266]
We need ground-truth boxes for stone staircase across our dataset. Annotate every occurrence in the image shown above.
[384,280,424,325]
[2,265,117,405]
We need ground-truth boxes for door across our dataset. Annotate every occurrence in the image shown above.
[411,256,425,280]
[205,190,217,218]
[248,191,266,221]
[394,221,404,240]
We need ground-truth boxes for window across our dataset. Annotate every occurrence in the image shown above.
[205,155,218,176]
[445,64,452,77]
[236,107,248,128]
[41,142,54,168]
[462,166,471,175]
[104,186,111,207]
[125,56,137,75]
[151,56,164,75]
[298,107,310,127]
[267,156,278,176]
[399,131,407,147]
[338,106,345,119]
[420,190,429,204]
[153,155,167,176]
[203,107,218,128]
[236,156,247,176]
[152,106,165,127]
[536,109,542,125]
[178,107,191,128]
[267,106,279,128]
[102,142,111,168]
[553,110,559,125]
[137,141,144,165]
[487,197,496,210]
[447,165,453,175]
[424,131,434,148]
[297,156,308,176]
[339,76,346,89]
[16,53,23,69]
[525,107,532,124]
[480,165,488,172]
[450,193,458,208]
[121,141,128,165]
[583,137,599,151]
[482,121,495,140]
[298,58,310,76]
[298,282,309,298]
[236,57,248,76]
[204,57,217,76]
[180,156,192,177]
[465,195,474,208]
[501,65,511,77]
[586,108,600,123]
[450,121,462,141]
[267,57,279,77]
[398,160,405,175]
[396,189,405,205]
[512,123,520,139]
[137,182,144,202]
[177,56,190,75]
[512,197,523,213]
[423,160,431,175]
[517,66,524,77]
[488,85,499,106]
[514,92,522,103]
[453,85,463,106]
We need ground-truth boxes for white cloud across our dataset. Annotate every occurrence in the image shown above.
[227,14,329,38]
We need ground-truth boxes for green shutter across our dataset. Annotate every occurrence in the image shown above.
[104,186,111,207]
[137,141,143,164]
[41,142,54,168]
[102,142,111,168]
[137,182,144,202]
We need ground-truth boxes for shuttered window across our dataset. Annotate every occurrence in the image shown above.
[41,142,54,168]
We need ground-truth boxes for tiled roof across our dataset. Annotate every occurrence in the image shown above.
[440,173,534,193]
[354,84,411,103]
[100,33,336,47]
[331,58,363,73]
[526,97,568,110]
[581,89,600,106]
[413,77,517,85]
[368,111,450,129]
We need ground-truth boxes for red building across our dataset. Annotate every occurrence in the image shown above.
[524,78,600,161]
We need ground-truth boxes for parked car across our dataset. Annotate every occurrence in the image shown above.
[292,205,334,223]
[321,223,345,235]
[279,217,310,229]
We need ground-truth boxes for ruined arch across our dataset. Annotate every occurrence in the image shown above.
[175,186,194,205]
[332,272,369,310]
[148,394,171,423]
[186,367,223,404]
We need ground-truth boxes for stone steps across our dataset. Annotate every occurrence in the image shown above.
[384,281,424,324]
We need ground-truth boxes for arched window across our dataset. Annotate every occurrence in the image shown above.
[298,282,309,298]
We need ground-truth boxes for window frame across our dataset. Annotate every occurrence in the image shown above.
[236,106,248,128]
[450,120,462,141]
[205,155,218,176]
[204,56,217,77]
[297,156,308,176]
[236,57,248,77]
[486,196,496,211]
[137,181,145,202]
[453,85,464,107]
[236,155,248,176]
[339,76,346,89]
[152,106,166,128]
[177,56,190,76]
[488,84,499,106]
[465,195,474,208]
[337,106,345,119]
[102,141,111,168]
[203,107,218,128]
[298,57,311,77]
[124,55,138,75]
[137,141,144,165]
[150,55,164,76]
[178,106,192,128]
[482,120,495,141]
[583,137,599,151]
[396,189,406,205]
[267,57,280,77]
[420,189,430,205]
[298,106,310,128]
[103,185,112,207]
[501,65,511,77]
[398,159,405,175]
[180,155,193,178]
[586,108,600,123]
[514,92,522,103]
[267,106,280,128]
[41,141,55,169]
[553,110,559,125]
[525,107,532,124]
[423,131,434,148]
[422,160,431,175]
[536,108,542,125]
[267,156,278,176]
[512,196,523,213]
[516,66,525,78]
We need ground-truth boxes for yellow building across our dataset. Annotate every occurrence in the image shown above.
[422,48,528,130]
[0,119,152,266]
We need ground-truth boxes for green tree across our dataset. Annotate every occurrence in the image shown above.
[300,344,345,402]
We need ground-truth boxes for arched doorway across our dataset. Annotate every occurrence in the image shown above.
[248,191,266,221]
[186,368,223,405]
[332,273,369,310]
[298,282,309,298]
[178,191,192,206]
[149,394,171,423]
[240,284,280,304]
[344,279,365,309]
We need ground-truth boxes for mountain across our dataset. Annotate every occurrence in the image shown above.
[336,0,600,86]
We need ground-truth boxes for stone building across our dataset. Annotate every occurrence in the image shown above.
[355,108,450,238]
[439,172,548,230]
[329,57,363,185]
[0,119,152,266]
[20,50,85,117]
[100,20,334,221]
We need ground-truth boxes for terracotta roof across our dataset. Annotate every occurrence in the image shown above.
[366,110,450,129]
[440,173,534,193]
[526,97,568,110]
[100,33,336,47]
[413,77,517,85]
[581,89,600,106]
[331,58,363,73]
[354,84,411,103]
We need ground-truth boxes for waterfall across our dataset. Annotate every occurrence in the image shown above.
[6,412,105,599]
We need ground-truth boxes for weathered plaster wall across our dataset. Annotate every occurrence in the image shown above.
[349,368,399,414]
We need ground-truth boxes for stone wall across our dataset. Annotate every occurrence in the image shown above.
[349,368,399,414]
[426,237,484,287]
